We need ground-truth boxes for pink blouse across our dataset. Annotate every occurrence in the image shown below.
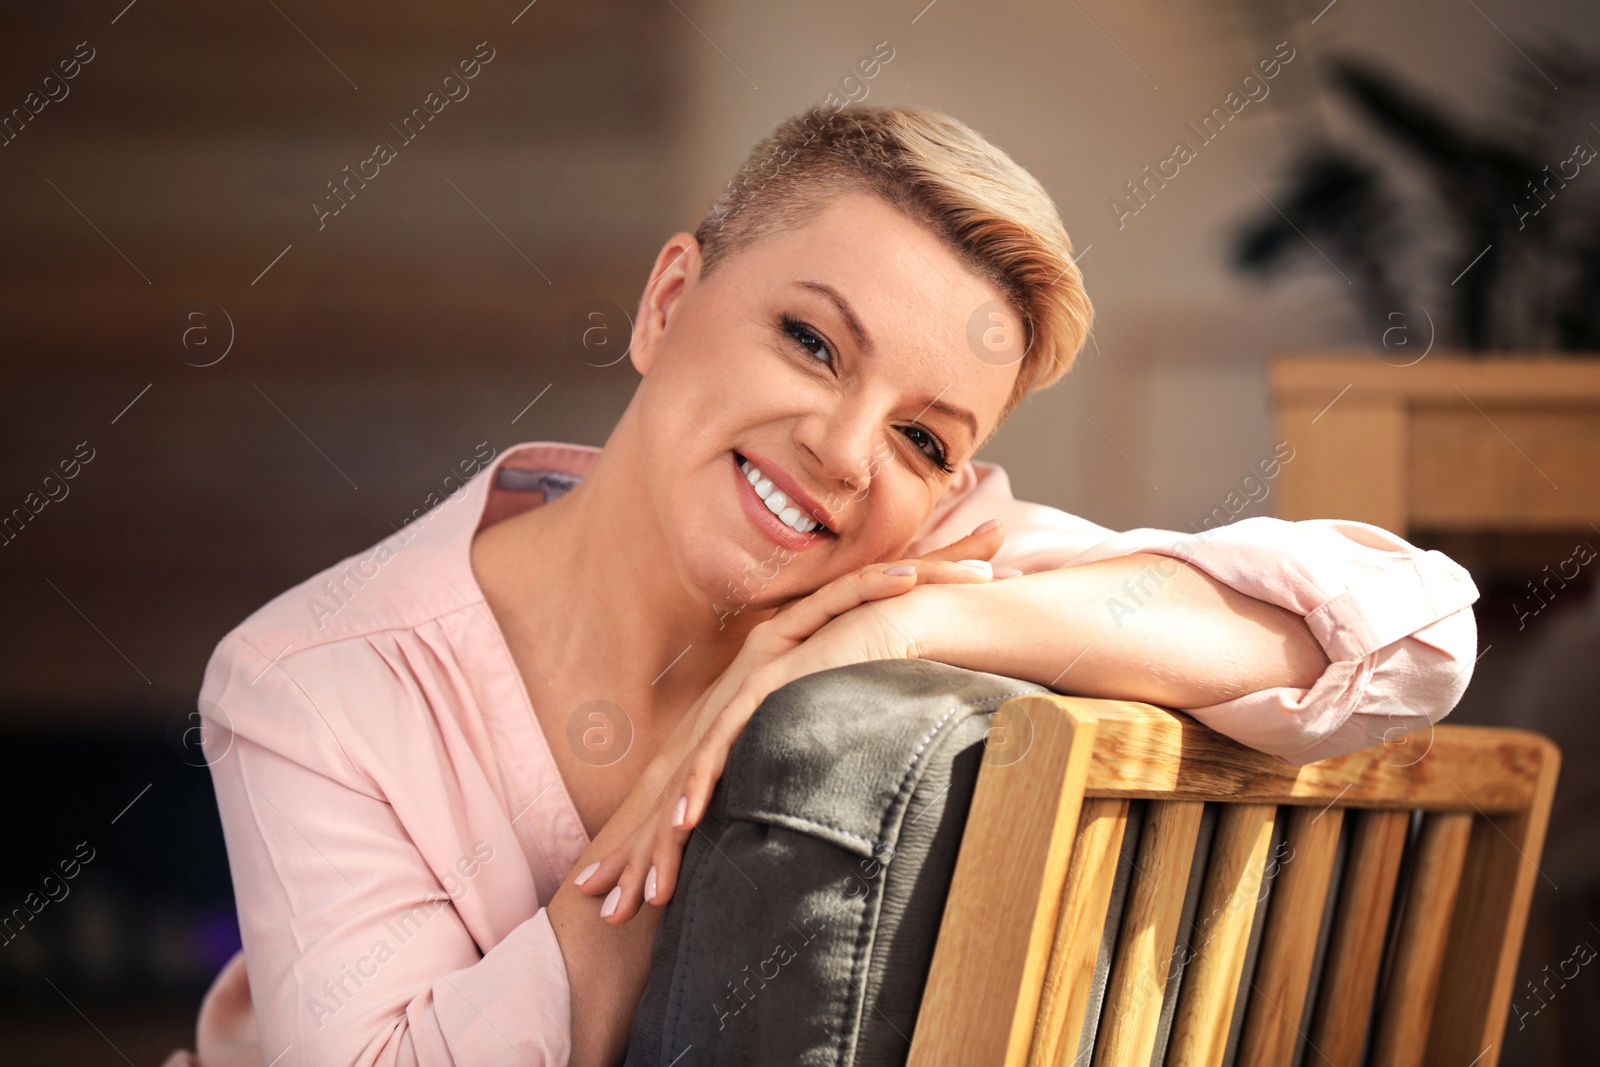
[161,440,1480,1067]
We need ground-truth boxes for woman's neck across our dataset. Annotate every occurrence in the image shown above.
[482,409,760,725]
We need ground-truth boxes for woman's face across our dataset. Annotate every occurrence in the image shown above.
[628,190,1024,612]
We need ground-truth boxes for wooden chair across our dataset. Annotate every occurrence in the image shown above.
[907,694,1560,1067]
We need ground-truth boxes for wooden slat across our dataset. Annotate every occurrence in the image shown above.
[1308,810,1412,1066]
[911,695,1099,1067]
[1068,699,1545,813]
[1426,736,1562,1067]
[1090,800,1206,1067]
[1029,798,1131,1067]
[1164,803,1278,1065]
[1369,812,1475,1066]
[1235,806,1346,1065]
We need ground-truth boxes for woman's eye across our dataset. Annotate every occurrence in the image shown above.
[898,425,952,473]
[781,315,832,365]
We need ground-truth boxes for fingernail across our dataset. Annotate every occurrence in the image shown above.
[600,886,621,919]
[884,565,916,577]
[673,796,689,828]
[995,567,1024,580]
[972,519,1002,536]
[574,861,600,887]
[644,866,658,903]
[957,559,993,573]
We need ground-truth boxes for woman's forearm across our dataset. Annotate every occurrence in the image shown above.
[549,673,734,1066]
[907,552,1330,708]
[548,751,676,1067]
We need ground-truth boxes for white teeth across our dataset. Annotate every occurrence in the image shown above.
[737,456,822,533]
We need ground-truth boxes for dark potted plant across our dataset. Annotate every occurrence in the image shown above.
[1234,44,1600,353]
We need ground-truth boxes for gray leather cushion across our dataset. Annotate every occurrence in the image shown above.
[623,659,1045,1067]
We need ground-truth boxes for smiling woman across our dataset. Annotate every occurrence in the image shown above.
[167,105,1480,1067]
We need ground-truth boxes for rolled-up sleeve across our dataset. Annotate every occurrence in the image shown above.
[201,636,574,1066]
[907,461,1481,766]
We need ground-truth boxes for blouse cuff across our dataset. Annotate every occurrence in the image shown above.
[431,907,573,1065]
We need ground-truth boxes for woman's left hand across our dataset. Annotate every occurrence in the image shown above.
[575,522,1018,923]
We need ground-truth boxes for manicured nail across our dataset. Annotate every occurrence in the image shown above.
[600,886,621,919]
[972,519,1002,536]
[995,567,1024,580]
[574,861,600,887]
[957,559,993,574]
[673,796,689,828]
[884,565,916,577]
[644,866,658,903]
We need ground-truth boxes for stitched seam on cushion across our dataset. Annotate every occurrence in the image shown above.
[835,685,1038,1065]
[781,688,1042,859]
[667,837,708,1059]
[838,853,879,1067]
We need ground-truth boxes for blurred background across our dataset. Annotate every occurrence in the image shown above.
[2,0,1598,1062]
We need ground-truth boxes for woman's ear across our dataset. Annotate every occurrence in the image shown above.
[630,233,701,377]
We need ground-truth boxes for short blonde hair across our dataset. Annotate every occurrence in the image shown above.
[695,105,1093,419]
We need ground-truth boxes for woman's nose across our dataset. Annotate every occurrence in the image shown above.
[798,405,881,498]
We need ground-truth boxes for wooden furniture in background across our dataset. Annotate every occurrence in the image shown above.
[909,693,1560,1067]
[1268,353,1600,536]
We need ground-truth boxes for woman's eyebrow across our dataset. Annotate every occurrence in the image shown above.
[914,392,978,445]
[794,280,873,355]
[793,279,976,445]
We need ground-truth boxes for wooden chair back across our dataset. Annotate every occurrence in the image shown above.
[908,694,1560,1067]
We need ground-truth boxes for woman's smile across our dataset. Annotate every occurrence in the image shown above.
[730,449,836,551]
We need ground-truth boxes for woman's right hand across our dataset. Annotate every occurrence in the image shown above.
[575,518,1017,923]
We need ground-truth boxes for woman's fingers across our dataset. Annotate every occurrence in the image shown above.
[914,518,1006,565]
[763,554,996,645]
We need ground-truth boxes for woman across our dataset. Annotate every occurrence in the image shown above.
[166,106,1478,1066]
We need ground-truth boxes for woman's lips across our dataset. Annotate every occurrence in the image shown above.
[731,452,831,551]
[735,449,836,530]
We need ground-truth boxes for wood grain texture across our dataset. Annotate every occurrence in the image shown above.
[1089,800,1206,1067]
[1307,810,1413,1066]
[1165,803,1278,1066]
[1235,805,1346,1066]
[1066,698,1545,813]
[911,695,1098,1067]
[1029,797,1131,1067]
[1369,812,1475,1067]
[1425,736,1562,1067]
[919,693,1559,1067]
